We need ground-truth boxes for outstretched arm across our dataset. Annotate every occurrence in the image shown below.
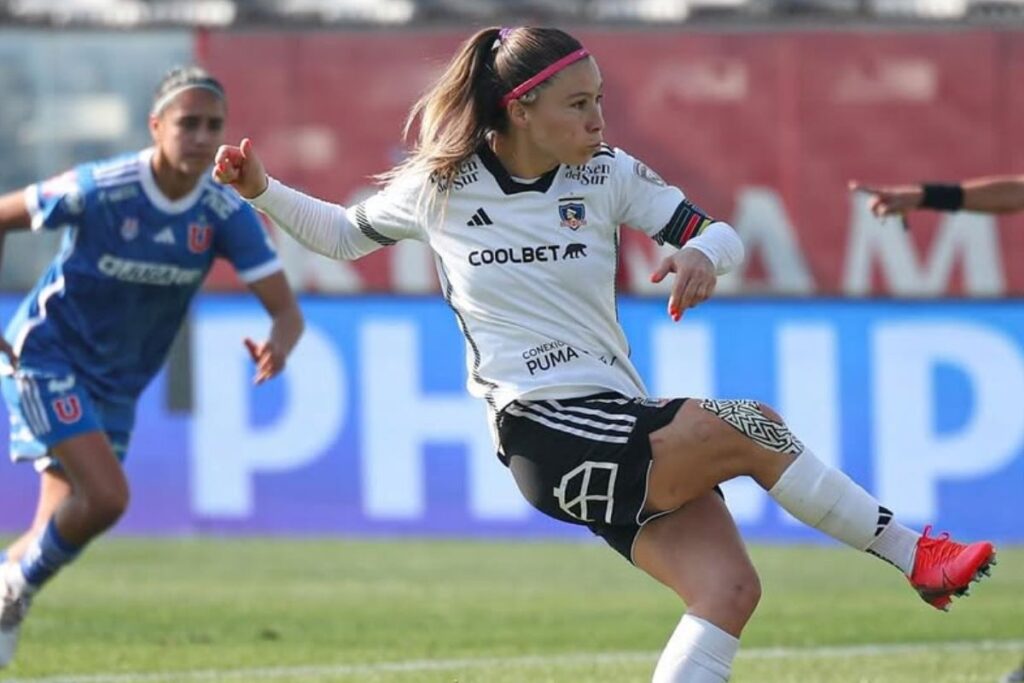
[0,189,33,368]
[850,175,1024,217]
[244,271,304,385]
[213,138,392,261]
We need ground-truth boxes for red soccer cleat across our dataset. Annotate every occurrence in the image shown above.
[907,526,996,611]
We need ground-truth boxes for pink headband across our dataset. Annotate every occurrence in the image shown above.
[499,48,590,108]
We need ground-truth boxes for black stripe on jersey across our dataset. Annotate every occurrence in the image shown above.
[613,228,631,360]
[436,255,500,410]
[592,143,615,160]
[354,203,397,246]
[653,199,713,248]
[477,145,559,195]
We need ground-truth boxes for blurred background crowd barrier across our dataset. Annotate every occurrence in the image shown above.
[0,2,1021,541]
[3,21,1024,296]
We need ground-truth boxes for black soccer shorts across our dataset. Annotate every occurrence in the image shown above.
[496,392,688,563]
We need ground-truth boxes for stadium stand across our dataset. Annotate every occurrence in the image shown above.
[2,0,1023,24]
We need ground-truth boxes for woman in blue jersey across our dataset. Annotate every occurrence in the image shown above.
[0,66,304,667]
[217,27,995,683]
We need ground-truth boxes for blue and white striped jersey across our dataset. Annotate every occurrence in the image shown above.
[5,148,282,401]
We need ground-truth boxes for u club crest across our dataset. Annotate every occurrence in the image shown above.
[188,223,212,253]
[120,217,139,241]
[558,198,587,231]
[51,395,82,424]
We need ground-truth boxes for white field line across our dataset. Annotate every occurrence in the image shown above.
[7,639,1023,683]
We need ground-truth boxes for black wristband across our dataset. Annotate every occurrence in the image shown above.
[920,183,964,211]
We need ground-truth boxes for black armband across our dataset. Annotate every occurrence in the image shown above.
[920,183,964,211]
[654,199,713,248]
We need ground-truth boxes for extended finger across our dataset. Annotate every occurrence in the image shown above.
[668,273,692,321]
[848,181,880,194]
[243,337,260,361]
[679,273,706,311]
[255,354,280,384]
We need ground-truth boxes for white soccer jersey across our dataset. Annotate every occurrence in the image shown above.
[340,144,718,414]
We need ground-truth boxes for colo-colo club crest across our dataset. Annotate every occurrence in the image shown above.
[558,197,587,230]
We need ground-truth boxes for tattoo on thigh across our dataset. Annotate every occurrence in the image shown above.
[699,399,804,454]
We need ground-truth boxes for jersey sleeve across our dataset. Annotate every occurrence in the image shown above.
[214,198,284,283]
[611,148,716,249]
[23,166,92,232]
[344,173,429,248]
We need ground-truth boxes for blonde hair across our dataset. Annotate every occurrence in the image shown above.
[378,26,586,197]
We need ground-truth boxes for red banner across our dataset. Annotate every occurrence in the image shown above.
[202,29,1024,296]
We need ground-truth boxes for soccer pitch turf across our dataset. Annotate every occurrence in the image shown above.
[2,539,1021,682]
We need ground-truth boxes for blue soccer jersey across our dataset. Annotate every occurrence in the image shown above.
[5,148,282,404]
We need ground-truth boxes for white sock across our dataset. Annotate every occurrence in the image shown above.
[1,562,30,598]
[652,614,739,683]
[768,450,907,558]
[865,520,920,575]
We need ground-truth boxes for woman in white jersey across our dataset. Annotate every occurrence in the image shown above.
[215,27,995,683]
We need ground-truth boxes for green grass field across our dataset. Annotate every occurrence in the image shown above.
[2,538,1020,682]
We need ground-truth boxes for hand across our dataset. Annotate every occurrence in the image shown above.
[650,248,717,322]
[0,337,17,371]
[213,138,269,199]
[849,180,923,218]
[244,337,286,385]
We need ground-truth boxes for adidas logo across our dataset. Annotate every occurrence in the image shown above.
[466,208,493,227]
[153,227,176,245]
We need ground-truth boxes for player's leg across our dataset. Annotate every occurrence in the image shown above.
[644,398,995,611]
[633,491,757,682]
[3,469,71,564]
[0,432,127,667]
[30,430,128,558]
[0,370,129,667]
[500,395,753,683]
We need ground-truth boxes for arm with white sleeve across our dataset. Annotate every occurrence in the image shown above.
[212,138,423,261]
[247,178,387,261]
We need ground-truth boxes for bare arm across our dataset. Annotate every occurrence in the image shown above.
[0,189,31,368]
[960,176,1024,214]
[243,270,304,385]
[849,175,1024,217]
[0,189,31,232]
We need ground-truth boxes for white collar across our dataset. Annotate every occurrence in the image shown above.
[137,148,207,214]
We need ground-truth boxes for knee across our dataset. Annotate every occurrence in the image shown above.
[734,572,762,620]
[697,571,762,627]
[83,480,130,529]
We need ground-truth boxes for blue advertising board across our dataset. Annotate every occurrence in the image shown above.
[0,295,1019,542]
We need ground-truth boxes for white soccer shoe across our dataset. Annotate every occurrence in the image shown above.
[0,562,33,668]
